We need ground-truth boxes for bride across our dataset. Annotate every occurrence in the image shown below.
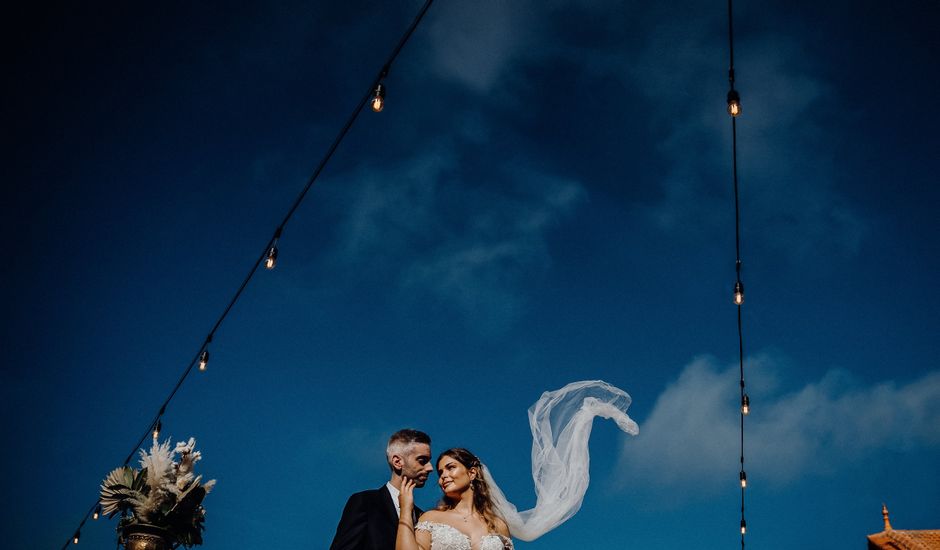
[396,380,640,549]
[396,448,513,550]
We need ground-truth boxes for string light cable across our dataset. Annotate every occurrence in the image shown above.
[726,0,751,547]
[59,1,436,546]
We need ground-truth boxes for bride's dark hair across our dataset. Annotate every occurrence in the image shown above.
[436,448,503,532]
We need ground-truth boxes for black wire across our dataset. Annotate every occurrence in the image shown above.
[733,118,746,547]
[728,0,747,547]
[62,1,436,546]
[727,0,736,87]
[277,0,435,231]
[733,121,741,267]
[60,500,97,549]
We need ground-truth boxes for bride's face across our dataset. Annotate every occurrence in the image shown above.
[437,455,475,496]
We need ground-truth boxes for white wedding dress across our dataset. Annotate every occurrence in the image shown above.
[416,521,513,550]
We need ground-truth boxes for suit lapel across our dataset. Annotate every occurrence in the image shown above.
[378,485,398,522]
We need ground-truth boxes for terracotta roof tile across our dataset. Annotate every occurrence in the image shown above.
[868,530,940,550]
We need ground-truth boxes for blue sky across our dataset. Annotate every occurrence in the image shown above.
[3,0,938,548]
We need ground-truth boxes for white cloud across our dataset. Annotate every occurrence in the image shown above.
[330,147,585,330]
[619,354,940,495]
[402,171,583,329]
[337,147,455,262]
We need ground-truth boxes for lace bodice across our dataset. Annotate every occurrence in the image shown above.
[416,521,514,550]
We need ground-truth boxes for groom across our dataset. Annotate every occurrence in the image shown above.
[330,429,433,550]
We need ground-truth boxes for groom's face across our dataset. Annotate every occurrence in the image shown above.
[400,443,433,487]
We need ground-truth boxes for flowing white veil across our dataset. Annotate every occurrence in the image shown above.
[483,380,639,541]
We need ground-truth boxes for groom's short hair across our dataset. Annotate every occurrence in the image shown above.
[386,429,431,466]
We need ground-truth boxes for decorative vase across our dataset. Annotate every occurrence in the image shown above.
[122,524,172,550]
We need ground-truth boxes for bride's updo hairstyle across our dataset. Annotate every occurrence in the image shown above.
[436,448,503,532]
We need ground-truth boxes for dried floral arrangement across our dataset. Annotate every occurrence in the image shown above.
[100,438,216,547]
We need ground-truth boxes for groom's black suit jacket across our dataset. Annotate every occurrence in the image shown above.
[330,485,424,550]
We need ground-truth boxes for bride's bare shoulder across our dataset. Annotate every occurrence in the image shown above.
[418,509,446,522]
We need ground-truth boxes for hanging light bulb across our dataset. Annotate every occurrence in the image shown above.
[740,519,747,535]
[199,350,210,371]
[733,280,745,305]
[742,394,750,415]
[727,89,741,117]
[265,244,278,270]
[73,530,81,544]
[152,420,162,441]
[371,83,386,112]
[93,504,101,520]
[740,470,747,488]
